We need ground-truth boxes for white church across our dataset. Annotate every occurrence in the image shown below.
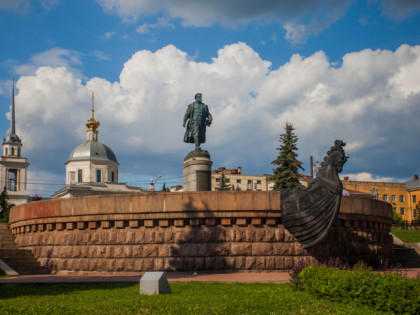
[0,80,29,206]
[52,93,149,198]
[1,82,149,202]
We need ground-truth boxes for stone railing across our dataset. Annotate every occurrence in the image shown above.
[9,192,393,274]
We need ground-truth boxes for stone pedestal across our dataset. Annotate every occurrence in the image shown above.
[183,150,213,191]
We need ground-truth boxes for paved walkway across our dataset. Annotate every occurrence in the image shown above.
[0,269,418,284]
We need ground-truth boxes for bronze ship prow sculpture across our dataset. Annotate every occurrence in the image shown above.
[281,140,348,248]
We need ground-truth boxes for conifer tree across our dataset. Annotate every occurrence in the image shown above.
[216,172,232,191]
[270,123,304,191]
[0,186,13,222]
[161,182,170,192]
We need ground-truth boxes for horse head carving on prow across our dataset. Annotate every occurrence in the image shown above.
[317,140,348,181]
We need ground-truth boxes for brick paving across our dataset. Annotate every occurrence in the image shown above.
[0,269,418,284]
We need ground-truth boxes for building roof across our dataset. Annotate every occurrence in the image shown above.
[405,178,420,190]
[66,140,118,163]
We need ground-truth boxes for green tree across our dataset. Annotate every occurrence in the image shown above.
[270,123,304,191]
[392,209,404,225]
[0,186,14,223]
[161,182,170,192]
[216,172,232,191]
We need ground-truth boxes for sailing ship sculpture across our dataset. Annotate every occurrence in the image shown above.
[281,140,348,248]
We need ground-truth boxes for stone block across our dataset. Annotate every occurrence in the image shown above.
[143,259,154,271]
[143,245,159,257]
[205,218,216,226]
[236,218,247,226]
[256,257,265,270]
[255,230,265,241]
[88,221,99,229]
[101,221,111,229]
[235,230,246,242]
[245,257,256,270]
[252,243,273,256]
[134,259,144,271]
[159,220,169,227]
[190,218,200,226]
[129,220,139,228]
[115,221,125,229]
[273,243,294,255]
[221,218,231,226]
[140,272,171,295]
[77,222,86,230]
[174,219,184,227]
[231,243,252,256]
[144,220,154,227]
[266,219,277,226]
[155,231,165,243]
[235,256,246,269]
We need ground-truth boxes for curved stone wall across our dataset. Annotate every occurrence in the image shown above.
[9,192,393,274]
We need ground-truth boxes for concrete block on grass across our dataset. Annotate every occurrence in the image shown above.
[140,272,171,295]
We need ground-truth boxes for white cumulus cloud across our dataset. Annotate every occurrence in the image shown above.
[9,43,420,196]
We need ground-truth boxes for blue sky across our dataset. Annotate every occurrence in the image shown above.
[1,0,420,196]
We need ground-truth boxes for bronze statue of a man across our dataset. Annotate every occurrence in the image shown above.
[183,93,213,150]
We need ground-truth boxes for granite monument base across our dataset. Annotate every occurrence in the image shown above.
[182,150,213,191]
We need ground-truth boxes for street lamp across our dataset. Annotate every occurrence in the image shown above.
[150,175,162,192]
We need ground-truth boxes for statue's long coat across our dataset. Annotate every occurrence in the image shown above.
[183,101,212,144]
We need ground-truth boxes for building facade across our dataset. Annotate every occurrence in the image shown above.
[342,178,414,222]
[0,80,29,205]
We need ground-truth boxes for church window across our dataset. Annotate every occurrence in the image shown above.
[7,169,17,191]
[77,169,82,183]
[4,148,7,155]
[96,169,102,182]
[111,171,115,182]
[11,147,14,155]
[17,148,20,156]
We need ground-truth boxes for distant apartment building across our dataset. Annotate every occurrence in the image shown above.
[210,167,312,192]
[342,176,419,223]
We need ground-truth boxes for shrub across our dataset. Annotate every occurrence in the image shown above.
[393,210,404,225]
[298,264,420,314]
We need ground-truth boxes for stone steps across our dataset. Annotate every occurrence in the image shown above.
[0,223,48,275]
[393,245,420,268]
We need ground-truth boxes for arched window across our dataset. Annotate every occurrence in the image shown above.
[11,147,14,155]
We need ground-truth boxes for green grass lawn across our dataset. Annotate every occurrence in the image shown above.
[391,228,420,243]
[0,282,383,314]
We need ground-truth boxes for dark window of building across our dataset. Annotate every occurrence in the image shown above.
[11,147,14,155]
[77,169,82,183]
[391,195,396,202]
[226,179,230,183]
[7,169,17,191]
[17,148,20,156]
[236,179,241,183]
[4,148,7,155]
[413,195,417,204]
[256,180,261,184]
[383,195,388,202]
[400,207,405,215]
[216,178,220,182]
[96,169,101,182]
[111,172,115,182]
[399,195,405,202]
